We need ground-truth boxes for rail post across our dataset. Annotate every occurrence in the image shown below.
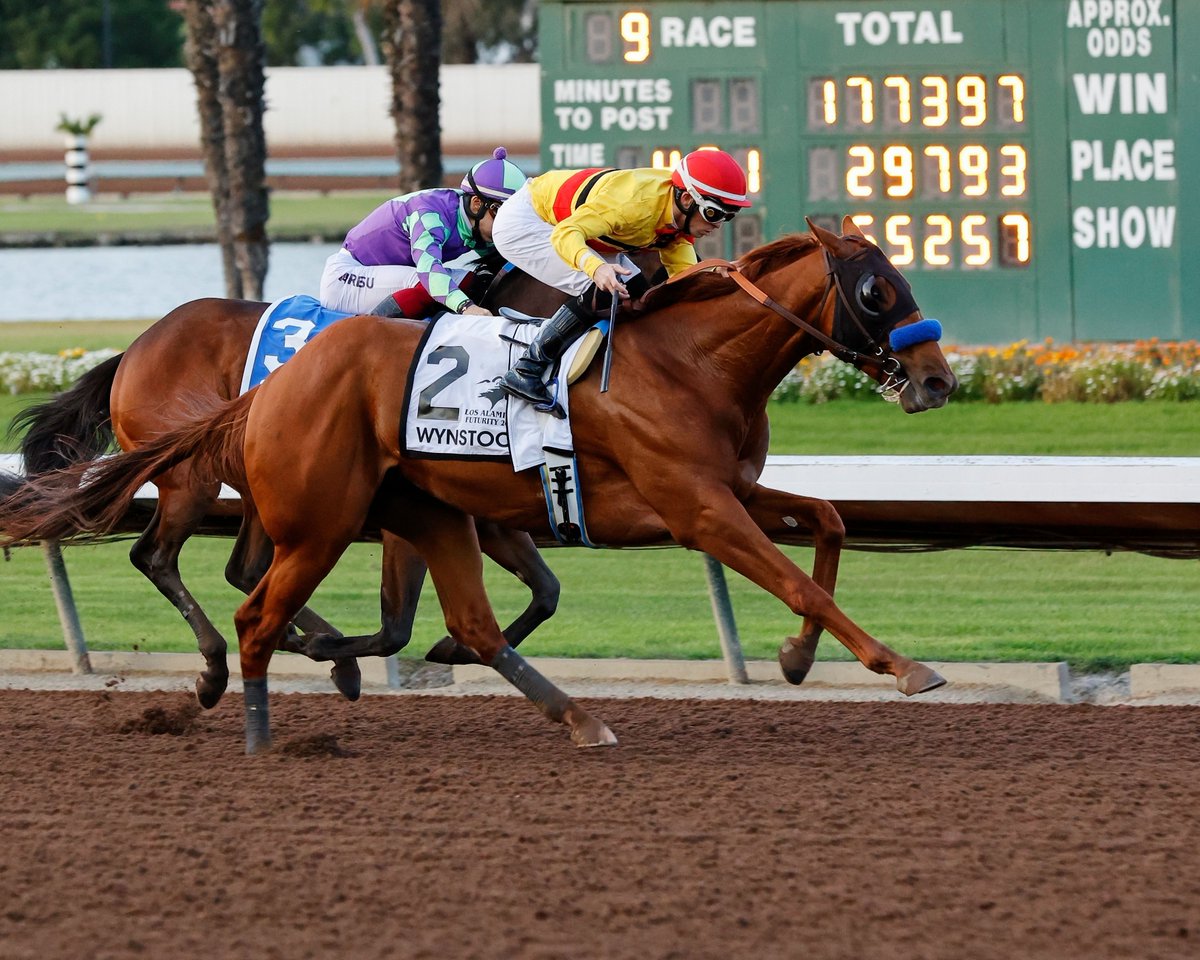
[703,555,748,684]
[41,540,92,674]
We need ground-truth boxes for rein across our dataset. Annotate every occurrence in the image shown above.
[662,253,912,398]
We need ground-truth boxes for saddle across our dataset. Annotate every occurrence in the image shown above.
[499,307,607,385]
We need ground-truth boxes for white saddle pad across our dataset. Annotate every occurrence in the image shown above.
[401,312,583,471]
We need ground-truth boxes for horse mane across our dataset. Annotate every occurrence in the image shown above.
[640,233,820,313]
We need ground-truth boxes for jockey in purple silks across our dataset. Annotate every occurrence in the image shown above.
[318,147,528,318]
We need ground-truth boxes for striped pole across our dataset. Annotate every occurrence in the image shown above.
[64,133,91,204]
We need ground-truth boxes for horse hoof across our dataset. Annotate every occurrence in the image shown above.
[195,672,228,710]
[570,717,619,748]
[424,636,482,665]
[778,642,815,685]
[896,663,947,697]
[330,659,362,701]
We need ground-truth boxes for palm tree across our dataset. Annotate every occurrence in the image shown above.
[182,0,269,299]
[382,0,443,193]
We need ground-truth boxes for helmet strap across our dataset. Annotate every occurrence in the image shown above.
[463,194,487,246]
[673,187,702,234]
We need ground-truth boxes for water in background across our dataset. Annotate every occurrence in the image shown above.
[0,243,340,323]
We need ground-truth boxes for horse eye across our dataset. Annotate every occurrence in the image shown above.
[856,275,885,315]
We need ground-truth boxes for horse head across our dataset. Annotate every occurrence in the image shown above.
[807,216,958,414]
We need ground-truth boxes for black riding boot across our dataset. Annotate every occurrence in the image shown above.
[500,298,594,407]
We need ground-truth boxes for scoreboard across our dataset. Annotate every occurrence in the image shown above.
[539,0,1199,342]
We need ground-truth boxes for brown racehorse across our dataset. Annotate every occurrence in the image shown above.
[1,220,958,752]
[10,264,572,707]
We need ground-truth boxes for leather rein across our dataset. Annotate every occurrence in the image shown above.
[663,253,909,398]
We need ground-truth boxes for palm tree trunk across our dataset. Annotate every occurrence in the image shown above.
[211,0,270,300]
[182,0,239,296]
[383,0,443,193]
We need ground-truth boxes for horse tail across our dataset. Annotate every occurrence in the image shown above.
[0,390,254,549]
[11,353,121,476]
[0,470,23,502]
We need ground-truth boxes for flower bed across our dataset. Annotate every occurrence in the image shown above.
[773,339,1200,404]
[3,341,1198,403]
[0,348,120,395]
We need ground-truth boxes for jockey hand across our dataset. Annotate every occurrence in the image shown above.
[592,261,633,299]
[461,304,492,317]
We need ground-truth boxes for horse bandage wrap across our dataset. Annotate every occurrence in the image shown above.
[889,319,943,353]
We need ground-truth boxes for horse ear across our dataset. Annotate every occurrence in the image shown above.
[841,215,866,239]
[805,216,860,259]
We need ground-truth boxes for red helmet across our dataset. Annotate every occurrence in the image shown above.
[671,149,752,210]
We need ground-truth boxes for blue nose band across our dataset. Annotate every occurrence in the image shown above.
[889,319,942,352]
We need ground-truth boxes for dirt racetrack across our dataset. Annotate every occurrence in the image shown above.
[1,689,1197,960]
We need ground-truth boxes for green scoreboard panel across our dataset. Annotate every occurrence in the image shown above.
[539,0,1200,342]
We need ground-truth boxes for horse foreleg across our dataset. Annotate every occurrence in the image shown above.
[666,484,943,696]
[741,484,846,685]
[128,487,231,709]
[224,505,363,702]
[424,521,560,665]
[379,496,615,747]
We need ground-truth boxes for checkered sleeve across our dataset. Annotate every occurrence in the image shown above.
[404,209,471,312]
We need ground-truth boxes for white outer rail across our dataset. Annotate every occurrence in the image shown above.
[761,456,1200,504]
[4,455,1198,683]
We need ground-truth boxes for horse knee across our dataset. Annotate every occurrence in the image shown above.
[810,502,845,548]
[224,560,255,593]
[129,537,170,579]
[234,600,278,662]
[783,582,834,623]
[375,631,411,658]
[443,609,504,661]
[531,580,560,620]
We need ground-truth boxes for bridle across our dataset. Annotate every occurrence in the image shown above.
[719,245,920,401]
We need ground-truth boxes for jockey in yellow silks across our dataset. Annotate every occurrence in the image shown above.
[491,148,752,410]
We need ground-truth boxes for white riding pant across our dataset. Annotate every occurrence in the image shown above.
[318,248,471,314]
[492,183,614,298]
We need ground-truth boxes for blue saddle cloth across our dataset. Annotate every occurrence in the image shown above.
[239,295,353,393]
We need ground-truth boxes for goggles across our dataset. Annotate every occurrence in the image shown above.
[676,161,739,224]
[696,201,737,224]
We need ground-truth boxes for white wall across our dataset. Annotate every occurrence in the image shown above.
[0,64,540,153]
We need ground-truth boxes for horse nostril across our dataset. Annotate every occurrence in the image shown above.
[923,375,954,399]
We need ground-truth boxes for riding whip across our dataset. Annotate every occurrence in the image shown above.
[600,253,640,393]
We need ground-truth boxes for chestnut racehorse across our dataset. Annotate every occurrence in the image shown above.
[11,264,572,707]
[1,220,958,752]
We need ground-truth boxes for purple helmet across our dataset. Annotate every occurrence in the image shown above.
[461,147,527,202]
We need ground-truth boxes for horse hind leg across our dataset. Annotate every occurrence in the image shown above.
[234,535,356,754]
[425,521,560,666]
[224,506,363,701]
[380,495,615,747]
[286,532,424,667]
[129,490,230,709]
